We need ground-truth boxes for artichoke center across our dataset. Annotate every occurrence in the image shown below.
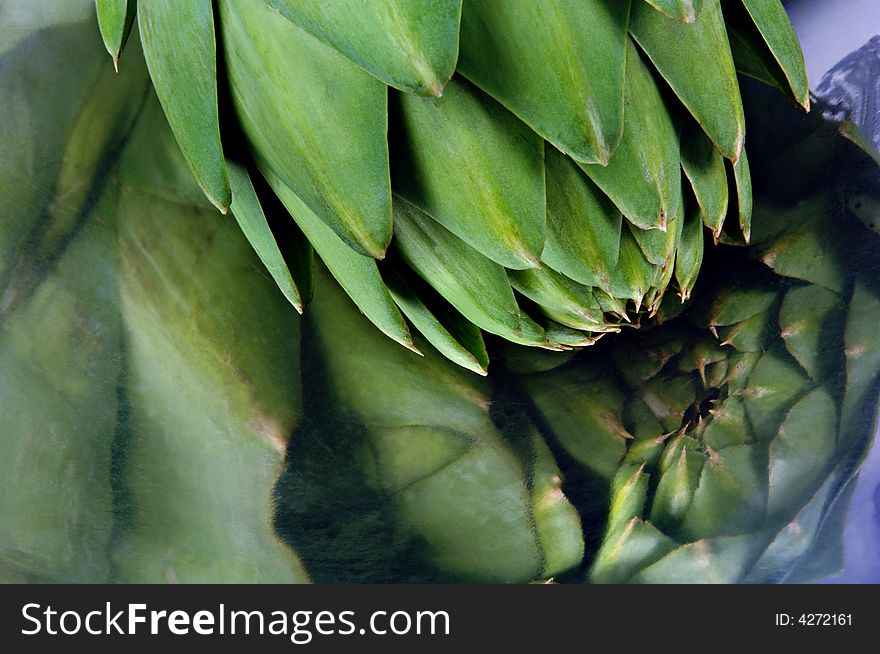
[682,386,723,434]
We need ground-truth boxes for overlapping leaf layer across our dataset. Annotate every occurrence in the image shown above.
[98,0,811,372]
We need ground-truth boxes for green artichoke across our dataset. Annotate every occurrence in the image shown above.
[1,0,879,586]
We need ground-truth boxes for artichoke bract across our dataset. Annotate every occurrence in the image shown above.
[110,97,308,583]
[99,0,810,372]
[0,8,145,582]
[0,9,309,581]
[274,263,584,583]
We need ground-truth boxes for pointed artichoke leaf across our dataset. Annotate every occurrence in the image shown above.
[263,170,414,352]
[717,309,774,352]
[705,285,778,328]
[657,431,693,471]
[754,203,845,292]
[633,535,759,582]
[96,0,136,69]
[138,0,230,212]
[228,161,303,312]
[458,0,630,164]
[766,389,837,522]
[674,203,705,301]
[676,335,728,376]
[543,322,598,349]
[779,285,840,379]
[841,280,880,448]
[739,0,810,110]
[748,196,803,246]
[266,0,460,96]
[612,465,653,534]
[631,223,671,271]
[509,266,608,332]
[727,12,798,104]
[726,351,761,394]
[629,0,745,161]
[252,174,316,306]
[705,359,731,388]
[702,397,752,450]
[681,122,729,238]
[728,147,753,242]
[588,518,678,583]
[682,444,768,538]
[526,430,585,579]
[392,196,545,347]
[649,212,686,309]
[630,188,684,288]
[609,225,660,306]
[581,38,681,232]
[495,404,586,579]
[520,365,630,482]
[615,331,688,387]
[643,376,699,434]
[543,146,622,291]
[650,444,704,532]
[219,0,391,258]
[623,432,668,465]
[383,265,489,376]
[595,290,631,321]
[393,77,545,269]
[742,350,810,437]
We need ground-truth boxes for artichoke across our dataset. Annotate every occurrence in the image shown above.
[95,0,810,371]
[2,0,879,585]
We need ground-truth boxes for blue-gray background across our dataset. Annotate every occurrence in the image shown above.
[785,0,880,583]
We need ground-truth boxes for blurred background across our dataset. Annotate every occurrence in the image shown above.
[785,0,880,583]
[786,0,880,85]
